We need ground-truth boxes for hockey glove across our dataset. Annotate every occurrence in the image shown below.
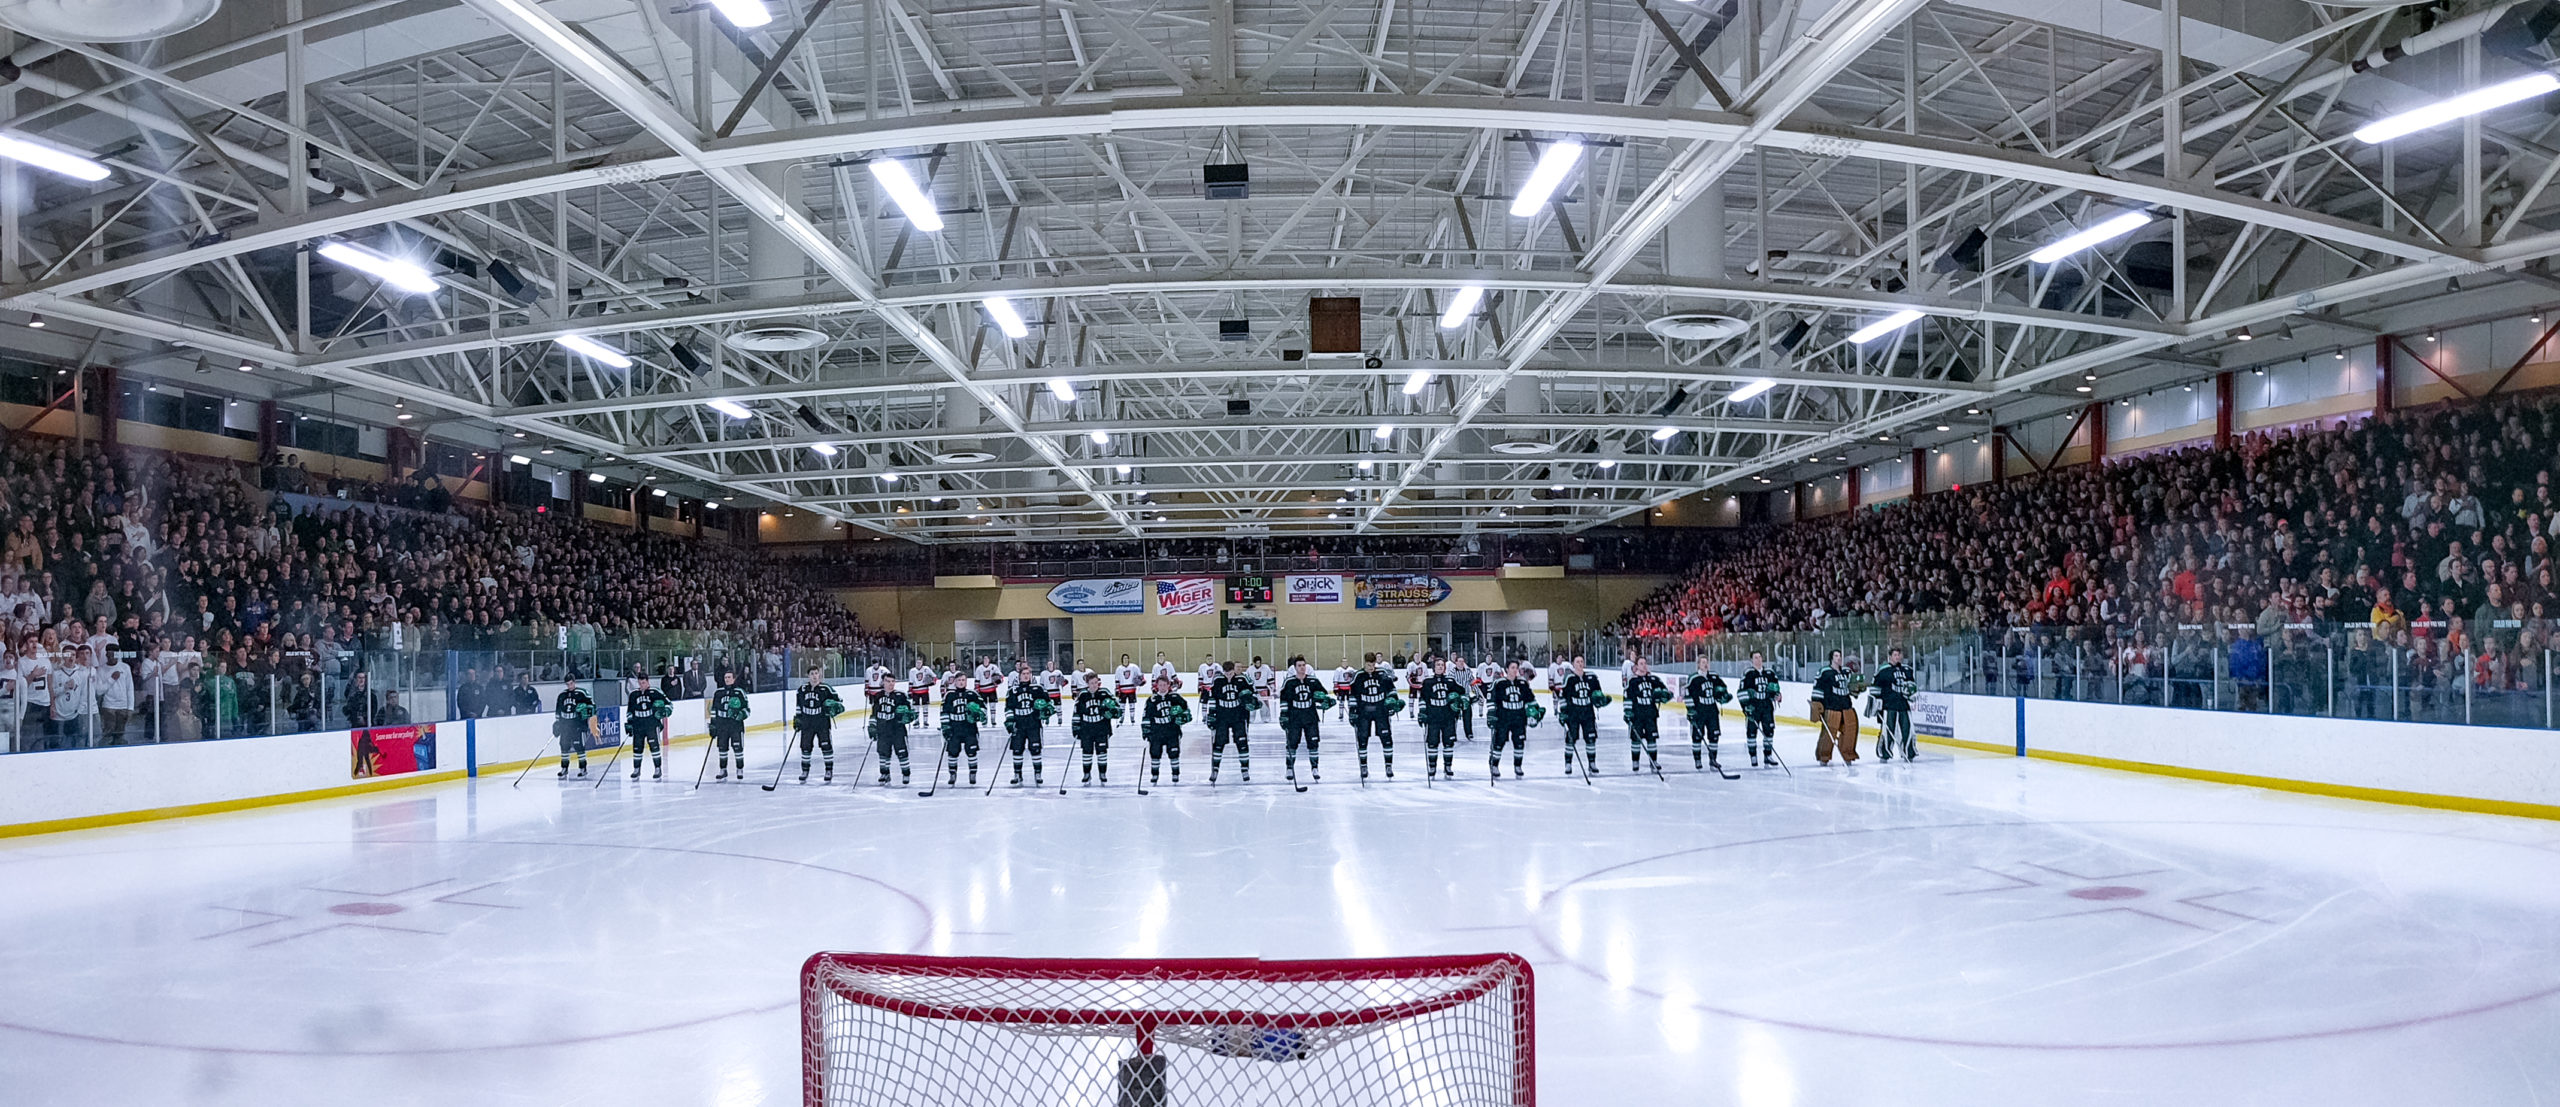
[1313,689,1335,710]
[1592,690,1613,709]
[1381,693,1406,716]
[1525,703,1547,727]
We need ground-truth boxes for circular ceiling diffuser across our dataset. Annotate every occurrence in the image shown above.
[723,326,828,352]
[0,0,218,42]
[1644,312,1750,342]
[1488,439,1555,455]
[933,448,995,464]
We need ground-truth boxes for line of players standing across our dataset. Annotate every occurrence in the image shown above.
[529,646,1926,787]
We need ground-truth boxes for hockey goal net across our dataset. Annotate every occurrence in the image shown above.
[800,952,1535,1106]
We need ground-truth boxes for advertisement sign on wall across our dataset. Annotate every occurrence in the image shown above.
[351,724,438,778]
[1155,577,1219,617]
[1048,578,1145,614]
[1285,574,1345,604]
[1912,692,1954,739]
[1353,573,1452,609]
[1223,609,1280,637]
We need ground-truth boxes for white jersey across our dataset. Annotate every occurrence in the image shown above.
[865,664,890,691]
[1115,663,1142,690]
[1151,660,1177,687]
[974,662,1001,687]
[1248,663,1275,691]
[1072,666,1096,689]
[1040,668,1067,693]
[1476,661,1502,686]
[1196,662,1223,692]
[1548,661,1571,691]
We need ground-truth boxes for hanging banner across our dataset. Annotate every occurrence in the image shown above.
[1155,577,1219,617]
[1284,574,1345,604]
[1353,573,1452,609]
[1048,578,1144,614]
[1223,609,1280,637]
[351,724,438,778]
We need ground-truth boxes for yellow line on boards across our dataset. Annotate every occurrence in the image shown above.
[0,714,824,842]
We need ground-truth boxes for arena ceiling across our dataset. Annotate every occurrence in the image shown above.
[2,0,2558,539]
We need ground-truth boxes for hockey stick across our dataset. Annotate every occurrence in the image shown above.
[918,738,950,797]
[693,729,716,789]
[590,736,625,789]
[510,734,555,788]
[760,731,796,791]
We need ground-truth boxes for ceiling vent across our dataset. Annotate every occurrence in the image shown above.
[0,0,218,41]
[724,326,828,352]
[1643,312,1749,342]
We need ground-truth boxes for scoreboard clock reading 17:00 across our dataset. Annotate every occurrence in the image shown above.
[1226,574,1274,605]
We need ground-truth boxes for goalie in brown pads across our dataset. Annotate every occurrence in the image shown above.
[1811,649,1862,765]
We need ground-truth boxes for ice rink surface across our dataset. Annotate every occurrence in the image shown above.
[6,708,2560,1106]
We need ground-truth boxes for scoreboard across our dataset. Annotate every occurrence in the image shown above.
[1225,574,1274,605]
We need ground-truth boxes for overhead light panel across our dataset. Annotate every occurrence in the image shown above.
[1401,369,1432,396]
[1508,139,1584,217]
[1046,378,1077,402]
[880,471,901,483]
[1116,464,1132,475]
[810,442,839,457]
[983,297,1029,338]
[1438,285,1484,328]
[1650,426,1679,441]
[868,158,944,232]
[1595,457,1618,470]
[508,454,531,465]
[2028,211,2154,265]
[705,0,771,28]
[316,240,439,294]
[2355,73,2560,144]
[1357,458,1376,470]
[1090,430,1111,445]
[1373,423,1393,440]
[1848,309,1924,345]
[587,472,606,483]
[706,398,753,419]
[1724,378,1776,404]
[555,334,632,369]
[0,133,109,182]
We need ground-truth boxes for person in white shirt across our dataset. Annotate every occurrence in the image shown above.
[1548,657,1572,696]
[1072,658,1096,691]
[95,654,136,745]
[974,659,1002,699]
[1248,657,1276,720]
[1196,657,1224,703]
[50,645,94,749]
[1114,655,1143,725]
[909,660,938,721]
[864,661,891,707]
[1040,661,1067,696]
[17,641,53,750]
[1150,653,1177,693]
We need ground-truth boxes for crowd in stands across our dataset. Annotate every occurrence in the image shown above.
[2,434,894,750]
[1614,393,2560,713]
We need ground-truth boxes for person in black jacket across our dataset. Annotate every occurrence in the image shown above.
[1483,660,1537,780]
[1555,656,1607,776]
[508,670,542,717]
[794,666,848,784]
[1206,668,1256,783]
[1002,670,1053,787]
[552,676,598,779]
[1620,657,1672,773]
[1348,654,1399,781]
[866,681,914,786]
[1141,675,1191,786]
[1810,650,1861,766]
[1416,658,1469,780]
[1070,673,1121,785]
[939,681,987,786]
[708,670,752,781]
[1682,656,1733,772]
[1737,650,1781,768]
[1871,646,1920,762]
[624,675,674,780]
[1275,657,1331,785]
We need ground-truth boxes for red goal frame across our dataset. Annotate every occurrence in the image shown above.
[800,952,1536,1106]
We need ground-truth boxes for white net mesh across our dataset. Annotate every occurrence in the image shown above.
[801,953,1534,1107]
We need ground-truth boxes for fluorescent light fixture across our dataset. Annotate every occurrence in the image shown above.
[1595,457,1618,470]
[1089,430,1111,445]
[1046,378,1077,402]
[706,398,752,419]
[0,133,108,181]
[1650,426,1679,441]
[2029,211,2154,264]
[651,487,668,497]
[1849,309,1925,345]
[984,297,1029,338]
[555,334,632,369]
[1373,423,1393,440]
[2356,73,2560,144]
[508,454,531,465]
[868,158,944,232]
[1439,285,1484,328]
[1357,458,1375,470]
[880,471,901,483]
[1115,464,1132,475]
[1724,378,1776,404]
[1402,369,1432,395]
[316,240,439,294]
[1510,140,1584,217]
[705,0,771,27]
[810,442,839,457]
[587,472,606,483]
